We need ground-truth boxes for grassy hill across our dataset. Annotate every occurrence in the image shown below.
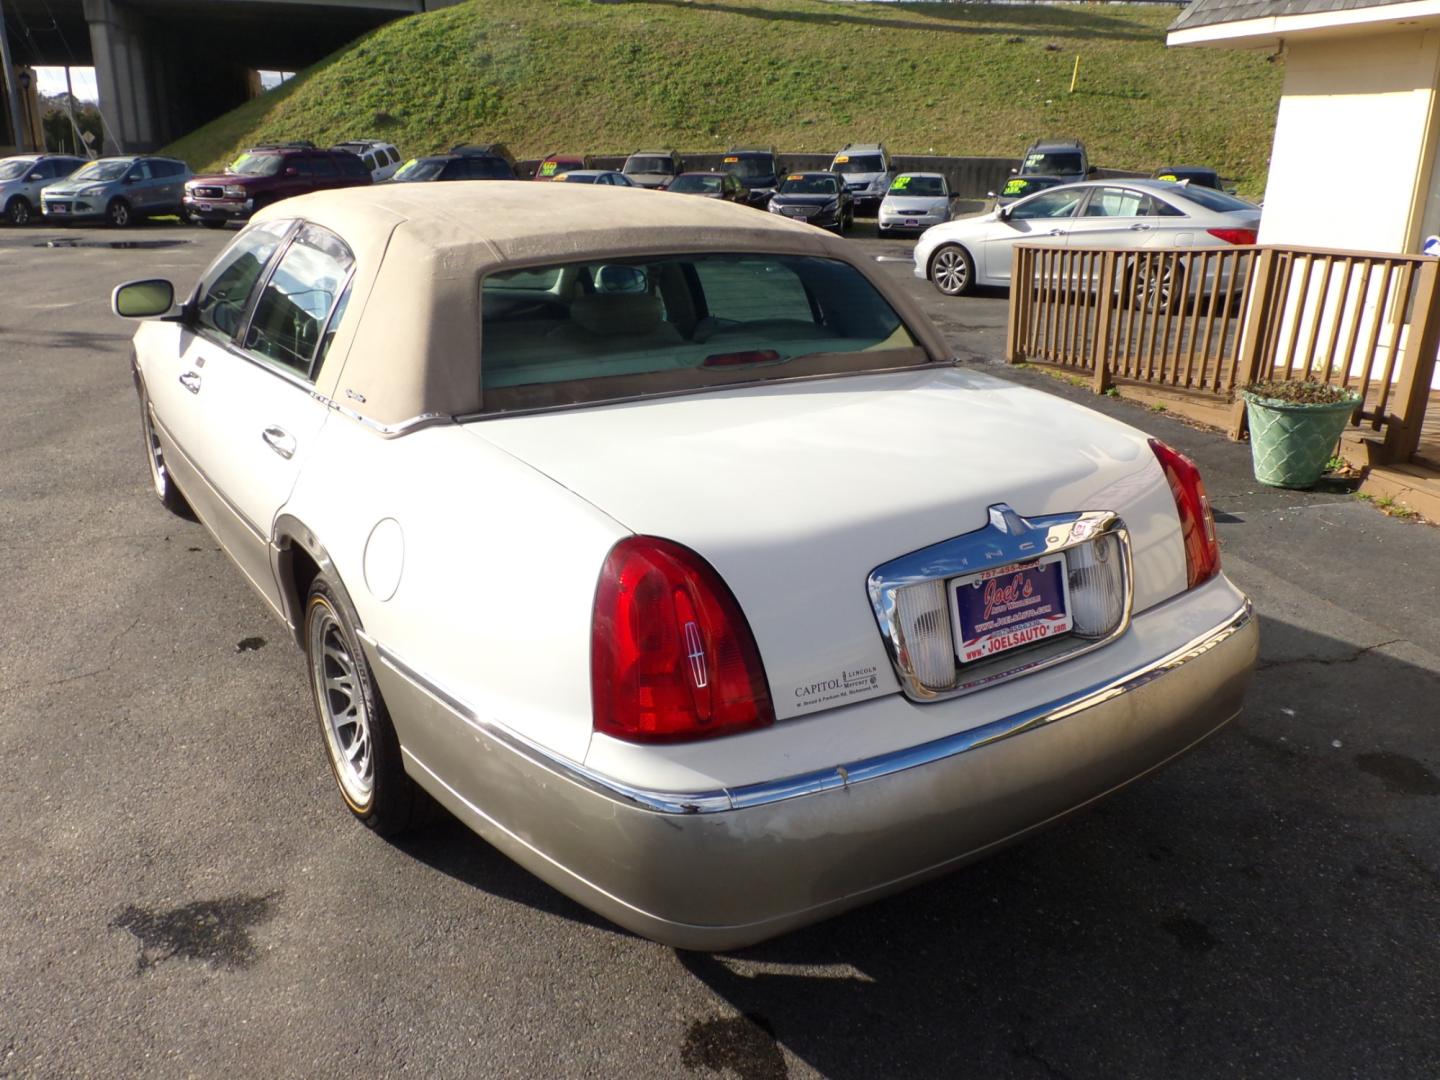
[164,0,1282,195]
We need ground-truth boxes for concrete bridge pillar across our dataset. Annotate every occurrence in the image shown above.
[83,0,159,151]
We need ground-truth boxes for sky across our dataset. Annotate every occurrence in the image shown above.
[33,66,288,102]
[34,66,98,102]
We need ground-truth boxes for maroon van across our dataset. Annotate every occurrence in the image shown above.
[183,144,371,228]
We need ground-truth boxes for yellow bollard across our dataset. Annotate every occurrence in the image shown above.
[1070,55,1080,93]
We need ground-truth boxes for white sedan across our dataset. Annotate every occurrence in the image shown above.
[113,183,1257,949]
[914,179,1262,296]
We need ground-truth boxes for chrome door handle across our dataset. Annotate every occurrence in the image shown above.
[261,426,296,460]
[178,371,201,394]
[1130,223,1152,231]
[1047,229,1067,236]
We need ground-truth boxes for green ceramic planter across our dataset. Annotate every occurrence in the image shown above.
[1241,388,1361,489]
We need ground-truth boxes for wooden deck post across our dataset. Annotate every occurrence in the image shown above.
[1006,246,1030,364]
[1228,247,1278,440]
[1091,252,1116,395]
[1381,257,1440,465]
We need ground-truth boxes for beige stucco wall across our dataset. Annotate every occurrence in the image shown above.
[1260,28,1440,252]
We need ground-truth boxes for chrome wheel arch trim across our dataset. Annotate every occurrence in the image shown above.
[366,598,1252,818]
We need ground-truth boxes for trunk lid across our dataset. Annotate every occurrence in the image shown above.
[469,367,1184,720]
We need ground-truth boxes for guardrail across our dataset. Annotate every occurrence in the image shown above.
[1005,243,1440,466]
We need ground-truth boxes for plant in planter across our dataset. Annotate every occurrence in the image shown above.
[1239,380,1362,489]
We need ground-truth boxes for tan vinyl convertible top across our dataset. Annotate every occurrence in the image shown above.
[253,182,953,425]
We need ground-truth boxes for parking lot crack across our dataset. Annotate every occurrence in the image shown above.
[1256,637,1405,672]
[0,615,141,696]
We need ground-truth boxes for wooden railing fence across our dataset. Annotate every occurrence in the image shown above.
[1005,243,1440,466]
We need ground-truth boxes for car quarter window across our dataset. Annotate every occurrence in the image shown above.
[1009,189,1085,220]
[128,161,152,181]
[193,219,294,339]
[477,252,926,414]
[242,223,356,379]
[1082,188,1184,218]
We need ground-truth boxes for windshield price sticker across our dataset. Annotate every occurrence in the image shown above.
[951,554,1072,663]
[834,155,850,164]
[723,156,739,163]
[540,161,558,176]
[786,174,804,181]
[890,176,911,191]
[552,173,569,181]
[1157,173,1178,182]
[1024,154,1044,169]
[1002,179,1027,195]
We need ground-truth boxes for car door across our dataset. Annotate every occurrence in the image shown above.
[1064,186,1188,250]
[141,218,301,611]
[187,223,356,612]
[122,159,155,210]
[980,186,1086,284]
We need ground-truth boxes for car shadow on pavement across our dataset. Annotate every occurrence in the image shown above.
[389,815,639,940]
[673,615,1440,1078]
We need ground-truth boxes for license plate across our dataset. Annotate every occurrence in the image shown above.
[783,207,805,215]
[49,204,67,214]
[905,219,917,226]
[951,553,1072,663]
[198,204,211,212]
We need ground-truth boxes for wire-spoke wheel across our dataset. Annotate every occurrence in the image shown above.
[930,244,975,297]
[136,383,192,516]
[5,196,32,225]
[304,576,431,835]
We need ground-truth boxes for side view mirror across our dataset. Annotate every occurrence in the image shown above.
[284,167,299,177]
[111,278,175,319]
[998,205,1013,222]
[1087,165,1098,175]
[986,191,997,199]
[124,175,140,184]
[28,172,43,181]
[1009,168,1018,175]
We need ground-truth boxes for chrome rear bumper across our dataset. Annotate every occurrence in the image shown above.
[372,591,1257,950]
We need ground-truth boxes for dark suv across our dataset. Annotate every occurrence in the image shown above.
[183,144,371,228]
[389,146,517,183]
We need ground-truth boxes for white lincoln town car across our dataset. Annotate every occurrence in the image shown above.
[113,183,1257,949]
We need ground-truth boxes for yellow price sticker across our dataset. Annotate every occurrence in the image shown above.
[552,173,569,181]
[1002,179,1027,195]
[1157,174,1178,182]
[723,156,739,164]
[786,174,804,181]
[540,161,558,176]
[834,155,850,164]
[890,176,911,191]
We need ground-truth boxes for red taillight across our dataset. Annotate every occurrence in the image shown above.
[591,536,775,743]
[1206,227,1257,245]
[1150,439,1220,589]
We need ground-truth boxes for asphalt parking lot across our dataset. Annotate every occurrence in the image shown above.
[2,216,1438,1079]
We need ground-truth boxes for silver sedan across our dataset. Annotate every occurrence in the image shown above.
[914,179,1261,297]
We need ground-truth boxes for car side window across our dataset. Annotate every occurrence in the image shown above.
[1145,194,1185,217]
[193,219,293,339]
[128,161,152,181]
[311,156,340,179]
[1009,189,1084,220]
[1083,187,1144,218]
[290,157,314,177]
[242,224,355,379]
[387,148,400,165]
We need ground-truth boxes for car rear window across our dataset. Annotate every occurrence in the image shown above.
[670,174,723,194]
[1023,152,1082,175]
[625,156,676,175]
[476,252,925,414]
[1171,185,1256,212]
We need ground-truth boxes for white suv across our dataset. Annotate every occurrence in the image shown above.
[333,140,403,181]
[828,143,891,215]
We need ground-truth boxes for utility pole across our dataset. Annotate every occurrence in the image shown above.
[0,0,30,151]
[64,66,90,157]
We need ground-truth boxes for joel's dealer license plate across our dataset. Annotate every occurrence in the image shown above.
[951,553,1072,663]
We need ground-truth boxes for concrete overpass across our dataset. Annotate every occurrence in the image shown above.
[2,0,456,152]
